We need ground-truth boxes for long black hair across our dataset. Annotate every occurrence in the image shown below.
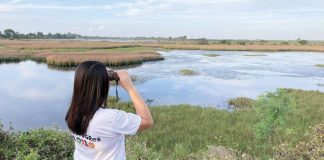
[65,61,109,135]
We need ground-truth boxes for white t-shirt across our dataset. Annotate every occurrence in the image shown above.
[71,108,141,160]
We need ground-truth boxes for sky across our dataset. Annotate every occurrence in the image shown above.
[0,0,324,40]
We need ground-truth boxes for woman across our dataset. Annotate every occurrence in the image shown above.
[65,61,153,160]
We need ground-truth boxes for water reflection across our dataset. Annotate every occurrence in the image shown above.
[0,50,324,130]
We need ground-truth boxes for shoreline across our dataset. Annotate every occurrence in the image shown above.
[1,40,324,67]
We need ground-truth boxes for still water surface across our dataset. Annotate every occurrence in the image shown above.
[0,50,324,129]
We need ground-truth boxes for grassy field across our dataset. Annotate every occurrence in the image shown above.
[1,40,324,67]
[1,89,323,159]
[0,40,163,67]
[139,42,324,52]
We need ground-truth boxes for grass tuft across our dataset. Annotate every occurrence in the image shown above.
[179,69,199,76]
[203,53,220,57]
[227,97,254,110]
[315,64,324,68]
[243,54,267,56]
[317,83,324,87]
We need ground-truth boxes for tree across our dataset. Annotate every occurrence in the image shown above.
[219,39,230,45]
[197,38,209,45]
[36,32,44,39]
[238,40,246,45]
[297,38,308,45]
[26,33,36,39]
[3,29,16,39]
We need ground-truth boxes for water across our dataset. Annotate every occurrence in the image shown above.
[0,50,324,130]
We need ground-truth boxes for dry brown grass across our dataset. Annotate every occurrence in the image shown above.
[1,40,324,67]
[0,40,163,66]
[46,51,163,67]
[138,43,324,52]
[0,39,137,49]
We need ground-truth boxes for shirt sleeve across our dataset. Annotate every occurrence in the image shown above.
[111,110,141,135]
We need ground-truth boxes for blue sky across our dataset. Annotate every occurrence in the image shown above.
[0,0,324,40]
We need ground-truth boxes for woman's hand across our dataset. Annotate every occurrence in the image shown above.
[115,70,135,92]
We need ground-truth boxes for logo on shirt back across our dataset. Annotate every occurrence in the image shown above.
[71,134,101,149]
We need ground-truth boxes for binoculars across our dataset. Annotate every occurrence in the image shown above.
[107,70,120,82]
[107,70,120,102]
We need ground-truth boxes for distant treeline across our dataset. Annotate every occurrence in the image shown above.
[0,29,318,45]
[0,29,81,39]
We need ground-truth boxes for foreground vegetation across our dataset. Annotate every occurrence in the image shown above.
[1,89,323,159]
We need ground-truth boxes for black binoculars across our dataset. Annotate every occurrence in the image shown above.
[107,70,120,102]
[107,70,120,82]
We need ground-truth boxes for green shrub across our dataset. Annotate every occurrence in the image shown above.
[253,89,296,140]
[24,150,40,160]
[0,121,16,160]
[15,127,74,160]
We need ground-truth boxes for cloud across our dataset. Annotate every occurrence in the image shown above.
[98,25,105,31]
[8,0,23,5]
[0,0,245,14]
[72,26,80,31]
[0,1,113,12]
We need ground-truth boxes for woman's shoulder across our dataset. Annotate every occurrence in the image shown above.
[91,108,119,122]
[95,108,127,120]
[96,107,119,116]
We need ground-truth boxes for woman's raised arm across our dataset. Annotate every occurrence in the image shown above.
[115,70,153,131]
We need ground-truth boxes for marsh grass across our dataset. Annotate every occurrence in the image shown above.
[52,47,154,53]
[315,64,324,68]
[46,52,164,67]
[179,69,199,76]
[139,43,324,52]
[317,83,324,87]
[2,40,324,67]
[0,40,164,67]
[243,54,267,56]
[0,89,323,159]
[203,53,220,57]
[227,97,254,110]
[107,89,324,159]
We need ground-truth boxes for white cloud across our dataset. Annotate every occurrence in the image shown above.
[0,0,245,14]
[0,2,113,12]
[98,25,105,31]
[8,0,23,5]
[1,0,324,39]
[72,26,80,31]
